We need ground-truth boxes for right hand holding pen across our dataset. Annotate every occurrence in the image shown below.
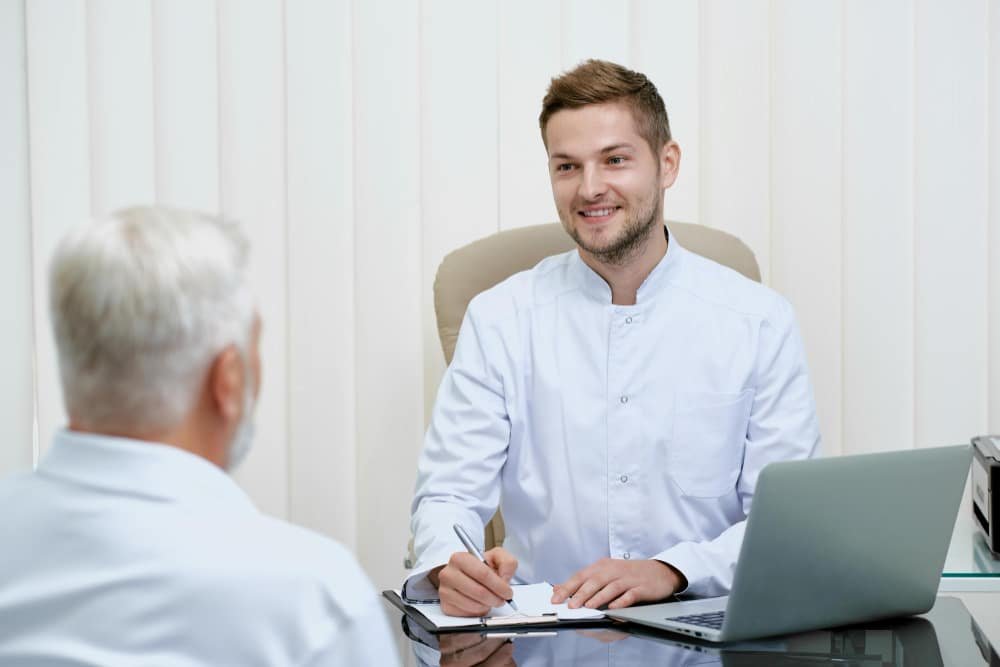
[433,547,519,617]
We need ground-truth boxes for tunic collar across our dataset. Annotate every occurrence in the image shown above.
[570,224,684,304]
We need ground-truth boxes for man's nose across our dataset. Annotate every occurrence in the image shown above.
[579,164,607,201]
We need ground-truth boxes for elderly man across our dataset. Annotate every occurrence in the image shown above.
[0,207,399,666]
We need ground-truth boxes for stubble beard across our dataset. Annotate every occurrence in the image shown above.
[562,190,662,267]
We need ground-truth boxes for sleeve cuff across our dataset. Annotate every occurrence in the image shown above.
[402,556,449,602]
[653,542,714,597]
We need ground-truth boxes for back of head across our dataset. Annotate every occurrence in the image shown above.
[539,58,672,154]
[50,206,254,436]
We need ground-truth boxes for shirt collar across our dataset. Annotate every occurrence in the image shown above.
[38,429,256,513]
[570,224,685,304]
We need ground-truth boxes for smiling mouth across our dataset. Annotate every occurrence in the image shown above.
[578,206,622,220]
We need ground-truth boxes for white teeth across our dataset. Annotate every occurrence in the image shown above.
[583,208,615,217]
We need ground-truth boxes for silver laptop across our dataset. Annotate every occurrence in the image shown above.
[606,445,972,643]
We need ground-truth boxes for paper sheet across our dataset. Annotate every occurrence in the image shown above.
[504,582,605,620]
[400,582,604,629]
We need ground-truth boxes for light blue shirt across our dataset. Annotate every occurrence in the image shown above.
[0,430,400,667]
[408,231,820,599]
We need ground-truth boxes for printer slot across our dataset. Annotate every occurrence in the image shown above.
[973,502,990,534]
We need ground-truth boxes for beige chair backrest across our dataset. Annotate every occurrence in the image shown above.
[431,221,761,550]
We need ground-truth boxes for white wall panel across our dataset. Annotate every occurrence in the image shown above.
[87,0,156,213]
[561,0,629,69]
[498,0,560,231]
[354,0,423,590]
[632,0,700,225]
[152,0,220,211]
[770,0,843,455]
[25,0,91,456]
[700,0,771,281]
[217,0,289,518]
[12,0,1000,595]
[0,0,36,475]
[420,0,500,421]
[285,0,358,548]
[843,0,915,455]
[990,0,1000,434]
[914,0,989,448]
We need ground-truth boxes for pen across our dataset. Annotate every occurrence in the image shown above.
[453,523,519,612]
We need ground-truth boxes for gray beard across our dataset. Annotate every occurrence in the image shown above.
[566,199,662,266]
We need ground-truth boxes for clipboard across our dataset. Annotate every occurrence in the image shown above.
[382,590,611,634]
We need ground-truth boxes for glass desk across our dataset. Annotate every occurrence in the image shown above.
[388,596,998,666]
[941,490,1000,592]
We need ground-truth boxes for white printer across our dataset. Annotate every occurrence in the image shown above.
[971,435,1000,555]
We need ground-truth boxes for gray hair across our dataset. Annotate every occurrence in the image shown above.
[49,206,255,434]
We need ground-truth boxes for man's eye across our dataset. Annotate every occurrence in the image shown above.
[608,156,626,165]
[556,163,574,172]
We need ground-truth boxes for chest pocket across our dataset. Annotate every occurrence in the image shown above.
[669,389,753,498]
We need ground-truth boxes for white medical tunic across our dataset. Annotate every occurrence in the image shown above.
[408,232,820,600]
[0,430,400,666]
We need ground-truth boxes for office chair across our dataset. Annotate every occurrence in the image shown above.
[410,220,761,565]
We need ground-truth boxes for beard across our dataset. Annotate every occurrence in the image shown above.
[561,190,662,266]
[225,364,257,471]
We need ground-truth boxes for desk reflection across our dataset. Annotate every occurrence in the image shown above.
[403,615,947,666]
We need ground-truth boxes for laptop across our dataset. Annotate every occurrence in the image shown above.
[606,445,972,643]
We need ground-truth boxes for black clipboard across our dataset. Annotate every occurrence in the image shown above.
[382,590,611,634]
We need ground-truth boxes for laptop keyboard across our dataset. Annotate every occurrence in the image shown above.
[668,611,726,630]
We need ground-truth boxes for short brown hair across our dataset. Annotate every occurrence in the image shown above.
[539,59,671,155]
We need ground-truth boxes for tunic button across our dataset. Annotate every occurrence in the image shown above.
[623,552,631,560]
[620,395,629,404]
[625,316,633,324]
[619,474,628,483]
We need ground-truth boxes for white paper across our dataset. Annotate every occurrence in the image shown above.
[506,582,604,620]
[399,582,604,629]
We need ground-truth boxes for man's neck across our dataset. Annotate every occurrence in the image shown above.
[579,225,668,305]
[68,417,227,469]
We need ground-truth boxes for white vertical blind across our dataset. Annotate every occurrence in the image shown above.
[420,0,500,421]
[87,0,156,214]
[632,0,700,225]
[562,0,630,68]
[699,0,772,283]
[498,0,560,232]
[25,0,91,460]
[991,0,1000,435]
[770,0,843,455]
[913,0,989,448]
[217,0,290,519]
[285,0,358,548]
[0,0,35,475]
[5,0,1000,591]
[353,0,424,590]
[842,0,915,455]
[152,0,220,211]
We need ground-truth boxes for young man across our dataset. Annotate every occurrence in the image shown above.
[407,60,821,617]
[0,207,400,665]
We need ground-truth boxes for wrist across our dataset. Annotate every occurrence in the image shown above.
[428,564,444,589]
[654,559,688,594]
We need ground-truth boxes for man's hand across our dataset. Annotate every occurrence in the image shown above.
[551,558,686,610]
[431,547,519,617]
[439,634,515,667]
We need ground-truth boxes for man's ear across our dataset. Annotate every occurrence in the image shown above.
[659,141,681,190]
[208,345,244,421]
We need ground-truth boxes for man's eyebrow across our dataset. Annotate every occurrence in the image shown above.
[600,143,636,153]
[549,143,637,161]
